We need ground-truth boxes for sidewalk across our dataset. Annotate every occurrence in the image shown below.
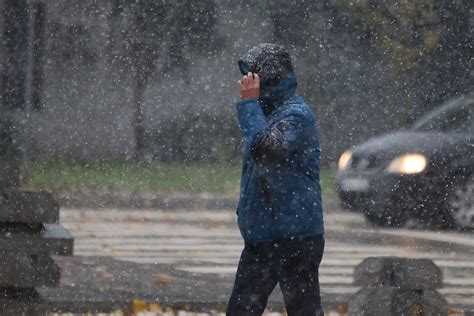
[25,207,474,314]
[16,193,472,314]
[9,255,469,315]
[35,255,348,314]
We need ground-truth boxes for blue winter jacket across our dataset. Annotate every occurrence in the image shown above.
[235,71,324,242]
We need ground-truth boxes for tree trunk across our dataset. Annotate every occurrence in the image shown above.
[132,71,146,160]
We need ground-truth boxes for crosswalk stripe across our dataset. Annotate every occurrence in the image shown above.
[73,239,407,251]
[60,208,365,224]
[60,209,474,306]
[67,245,474,267]
[175,266,355,275]
[439,288,474,295]
[72,243,418,254]
[379,229,474,248]
[72,250,474,270]
[173,265,474,286]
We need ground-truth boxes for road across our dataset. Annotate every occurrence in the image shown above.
[60,207,474,308]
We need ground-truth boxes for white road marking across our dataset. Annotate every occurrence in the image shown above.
[61,208,474,306]
[377,228,474,248]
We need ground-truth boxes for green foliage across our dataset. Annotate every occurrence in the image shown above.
[336,0,442,72]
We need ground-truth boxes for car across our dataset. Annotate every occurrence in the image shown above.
[335,94,473,228]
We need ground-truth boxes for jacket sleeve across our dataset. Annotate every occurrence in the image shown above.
[236,99,309,163]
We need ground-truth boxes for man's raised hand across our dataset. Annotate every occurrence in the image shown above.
[237,72,260,100]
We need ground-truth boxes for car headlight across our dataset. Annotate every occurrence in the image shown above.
[386,153,427,174]
[338,151,352,171]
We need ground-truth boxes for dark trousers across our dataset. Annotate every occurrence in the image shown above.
[227,235,325,316]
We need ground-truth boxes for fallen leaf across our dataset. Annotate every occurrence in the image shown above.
[154,276,176,286]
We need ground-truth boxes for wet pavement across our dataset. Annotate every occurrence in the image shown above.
[45,205,474,313]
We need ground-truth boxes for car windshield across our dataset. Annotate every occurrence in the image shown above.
[413,96,474,134]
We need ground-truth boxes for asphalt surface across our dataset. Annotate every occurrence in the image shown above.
[52,204,474,312]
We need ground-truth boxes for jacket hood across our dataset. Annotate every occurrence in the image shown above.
[238,43,293,82]
[238,43,297,115]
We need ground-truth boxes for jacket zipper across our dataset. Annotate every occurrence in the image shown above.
[259,175,276,220]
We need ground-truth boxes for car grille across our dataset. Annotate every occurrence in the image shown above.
[349,155,382,173]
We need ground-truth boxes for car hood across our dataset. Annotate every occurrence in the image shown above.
[351,130,469,160]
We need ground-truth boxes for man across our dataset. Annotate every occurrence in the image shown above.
[227,43,325,316]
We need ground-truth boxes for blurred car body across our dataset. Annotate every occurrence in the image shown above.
[336,94,474,228]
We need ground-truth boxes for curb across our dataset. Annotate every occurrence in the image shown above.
[52,191,341,212]
[54,191,239,210]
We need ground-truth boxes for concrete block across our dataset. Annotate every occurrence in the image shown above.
[0,190,59,224]
[0,254,35,288]
[0,224,73,255]
[353,257,443,289]
[0,287,38,300]
[348,287,448,315]
[0,287,39,314]
[0,253,60,287]
[34,254,61,287]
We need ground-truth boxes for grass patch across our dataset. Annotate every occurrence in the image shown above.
[23,160,336,196]
[320,169,337,199]
[24,160,242,194]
